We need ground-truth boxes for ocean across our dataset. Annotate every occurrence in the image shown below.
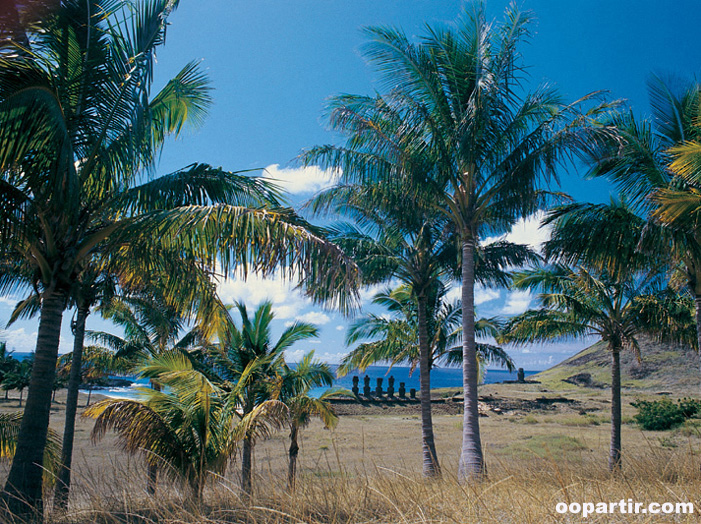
[80,365,540,400]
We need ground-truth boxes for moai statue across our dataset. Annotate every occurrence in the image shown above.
[363,375,371,397]
[387,376,395,398]
[517,367,525,383]
[352,376,360,396]
[409,388,417,399]
[375,377,384,397]
[398,382,406,399]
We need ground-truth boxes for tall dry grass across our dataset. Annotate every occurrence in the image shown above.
[43,444,701,524]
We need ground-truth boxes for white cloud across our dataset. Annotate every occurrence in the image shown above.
[445,284,500,306]
[484,211,551,253]
[216,271,310,320]
[0,327,37,353]
[262,164,338,194]
[336,325,344,331]
[0,297,19,308]
[296,311,331,325]
[501,289,532,315]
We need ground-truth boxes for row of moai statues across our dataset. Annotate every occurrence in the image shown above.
[351,375,417,399]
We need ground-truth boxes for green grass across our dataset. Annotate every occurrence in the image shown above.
[493,434,587,460]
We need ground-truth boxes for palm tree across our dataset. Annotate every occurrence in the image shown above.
[307,177,531,477]
[85,351,287,502]
[276,351,346,491]
[341,284,514,380]
[85,291,214,495]
[302,4,612,479]
[505,264,693,471]
[204,301,318,495]
[0,2,357,517]
[506,198,693,471]
[2,359,32,408]
[583,75,701,361]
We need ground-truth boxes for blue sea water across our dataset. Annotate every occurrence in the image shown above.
[9,352,539,399]
[83,365,540,400]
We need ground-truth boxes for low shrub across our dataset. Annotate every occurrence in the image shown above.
[631,398,700,431]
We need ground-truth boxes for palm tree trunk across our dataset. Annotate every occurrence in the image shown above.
[1,288,65,521]
[19,389,23,408]
[147,381,161,496]
[416,293,440,477]
[85,387,92,407]
[695,294,701,378]
[287,424,299,491]
[54,305,89,511]
[458,238,485,481]
[242,435,253,496]
[609,347,622,472]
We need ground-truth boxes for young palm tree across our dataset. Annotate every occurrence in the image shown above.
[0,2,357,516]
[276,351,346,491]
[342,284,514,378]
[302,4,612,479]
[85,290,215,495]
[204,301,318,495]
[2,359,32,408]
[85,352,287,502]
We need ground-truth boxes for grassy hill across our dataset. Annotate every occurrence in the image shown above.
[533,337,701,393]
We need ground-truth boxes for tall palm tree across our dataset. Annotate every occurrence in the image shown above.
[307,176,532,477]
[204,301,318,495]
[505,265,694,471]
[0,2,357,517]
[276,351,345,491]
[302,4,612,479]
[85,351,287,502]
[583,75,701,360]
[506,198,694,471]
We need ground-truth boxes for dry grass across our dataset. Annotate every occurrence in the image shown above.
[2,385,701,523]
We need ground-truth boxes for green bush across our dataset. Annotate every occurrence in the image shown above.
[677,398,701,418]
[631,398,699,431]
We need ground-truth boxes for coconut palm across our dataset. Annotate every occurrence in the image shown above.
[0,2,357,517]
[85,290,216,495]
[505,265,693,471]
[583,75,701,359]
[506,198,693,471]
[307,177,532,477]
[85,351,287,501]
[276,351,346,491]
[203,301,318,495]
[2,359,32,408]
[342,284,514,379]
[302,4,612,479]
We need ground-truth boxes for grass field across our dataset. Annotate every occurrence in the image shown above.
[1,381,700,523]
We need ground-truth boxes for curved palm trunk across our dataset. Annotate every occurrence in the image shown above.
[417,293,440,477]
[54,305,89,511]
[458,239,485,481]
[609,347,622,472]
[287,424,299,491]
[1,289,65,521]
[241,435,253,496]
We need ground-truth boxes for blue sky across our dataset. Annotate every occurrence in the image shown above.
[1,1,700,369]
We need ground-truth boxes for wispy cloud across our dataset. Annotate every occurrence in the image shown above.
[262,164,338,194]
